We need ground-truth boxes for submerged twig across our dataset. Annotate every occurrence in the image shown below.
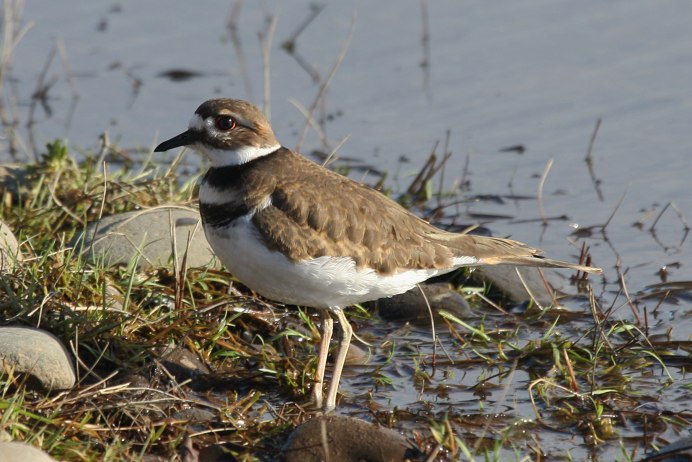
[227,0,255,100]
[649,201,690,249]
[419,0,432,101]
[0,0,33,159]
[584,118,604,202]
[258,9,279,120]
[602,183,629,232]
[435,130,451,210]
[56,38,80,132]
[282,2,325,51]
[281,3,325,82]
[295,9,355,152]
[537,156,554,227]
[406,139,453,204]
[459,151,471,192]
[27,44,57,156]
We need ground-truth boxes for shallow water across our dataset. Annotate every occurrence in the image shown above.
[9,1,690,287]
[5,0,691,459]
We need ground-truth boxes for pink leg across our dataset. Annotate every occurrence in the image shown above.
[324,308,352,412]
[312,308,333,409]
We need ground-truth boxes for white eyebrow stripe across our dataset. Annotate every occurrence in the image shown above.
[233,114,254,128]
[189,112,254,132]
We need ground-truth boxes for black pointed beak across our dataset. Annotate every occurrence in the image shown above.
[154,129,199,152]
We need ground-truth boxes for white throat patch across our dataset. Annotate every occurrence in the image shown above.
[195,144,281,167]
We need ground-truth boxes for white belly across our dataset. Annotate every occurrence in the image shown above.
[204,216,459,308]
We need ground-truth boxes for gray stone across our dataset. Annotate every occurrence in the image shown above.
[376,282,471,323]
[474,265,555,306]
[283,415,423,462]
[0,442,57,462]
[640,434,692,461]
[159,344,211,381]
[344,342,369,366]
[0,220,22,272]
[173,407,216,423]
[0,327,76,390]
[73,206,219,271]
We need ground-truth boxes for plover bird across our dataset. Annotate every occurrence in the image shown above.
[155,98,601,411]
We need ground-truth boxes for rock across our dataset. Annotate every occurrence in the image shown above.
[159,345,211,382]
[376,282,471,324]
[0,327,76,390]
[173,407,216,424]
[0,442,58,462]
[113,372,151,390]
[344,343,369,366]
[474,266,555,306]
[0,220,22,272]
[73,207,219,271]
[282,415,424,462]
[196,443,238,462]
[640,434,692,461]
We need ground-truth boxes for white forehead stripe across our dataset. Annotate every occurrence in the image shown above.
[188,113,228,141]
[188,113,205,130]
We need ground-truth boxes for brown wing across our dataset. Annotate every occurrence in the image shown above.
[250,151,456,274]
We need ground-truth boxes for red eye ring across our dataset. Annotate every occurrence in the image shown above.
[214,115,237,131]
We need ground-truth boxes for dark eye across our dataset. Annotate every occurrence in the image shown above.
[214,115,237,131]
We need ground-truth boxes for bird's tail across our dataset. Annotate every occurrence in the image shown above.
[443,234,602,274]
[477,253,602,274]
